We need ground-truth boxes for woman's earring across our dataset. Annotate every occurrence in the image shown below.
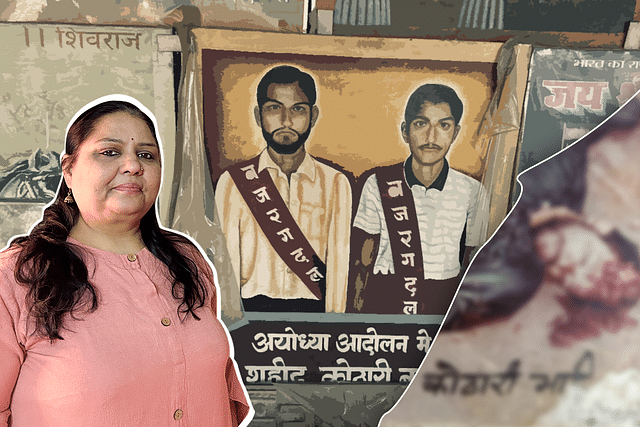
[64,190,74,204]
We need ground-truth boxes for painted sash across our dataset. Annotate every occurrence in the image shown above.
[376,163,424,315]
[228,156,326,300]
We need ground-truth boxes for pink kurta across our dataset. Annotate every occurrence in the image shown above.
[0,238,250,426]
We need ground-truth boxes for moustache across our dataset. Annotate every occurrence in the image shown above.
[273,128,300,136]
[419,144,442,150]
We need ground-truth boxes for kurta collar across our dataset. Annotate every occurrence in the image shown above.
[258,148,316,182]
[404,156,449,191]
[67,236,154,270]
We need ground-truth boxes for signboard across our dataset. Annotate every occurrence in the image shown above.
[231,314,438,384]
[517,48,640,173]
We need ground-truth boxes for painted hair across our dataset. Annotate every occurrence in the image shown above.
[257,65,317,109]
[404,84,463,126]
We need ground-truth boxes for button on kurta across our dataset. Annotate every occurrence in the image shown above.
[161,317,171,326]
[173,409,183,420]
[127,254,137,262]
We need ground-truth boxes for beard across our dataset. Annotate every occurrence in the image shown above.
[262,126,312,155]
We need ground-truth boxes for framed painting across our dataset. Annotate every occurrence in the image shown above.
[168,28,531,426]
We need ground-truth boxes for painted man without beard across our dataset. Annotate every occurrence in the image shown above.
[215,65,352,313]
[349,84,485,315]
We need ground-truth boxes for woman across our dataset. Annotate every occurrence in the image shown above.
[0,96,251,426]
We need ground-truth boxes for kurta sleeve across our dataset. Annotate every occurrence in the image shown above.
[189,245,252,425]
[225,358,251,425]
[0,253,26,427]
[325,173,352,313]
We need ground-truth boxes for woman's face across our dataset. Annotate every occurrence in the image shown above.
[63,112,161,227]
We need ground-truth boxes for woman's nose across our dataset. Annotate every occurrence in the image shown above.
[121,153,143,175]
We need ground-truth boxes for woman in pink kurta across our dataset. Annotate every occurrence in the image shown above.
[0,96,251,426]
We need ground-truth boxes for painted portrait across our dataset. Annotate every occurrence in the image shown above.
[166,28,530,426]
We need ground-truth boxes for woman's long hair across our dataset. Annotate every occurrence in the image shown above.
[11,99,207,341]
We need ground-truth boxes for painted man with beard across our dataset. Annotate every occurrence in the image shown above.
[215,65,352,313]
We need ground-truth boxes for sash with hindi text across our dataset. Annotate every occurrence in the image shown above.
[227,156,326,301]
[375,163,425,315]
[358,163,460,315]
